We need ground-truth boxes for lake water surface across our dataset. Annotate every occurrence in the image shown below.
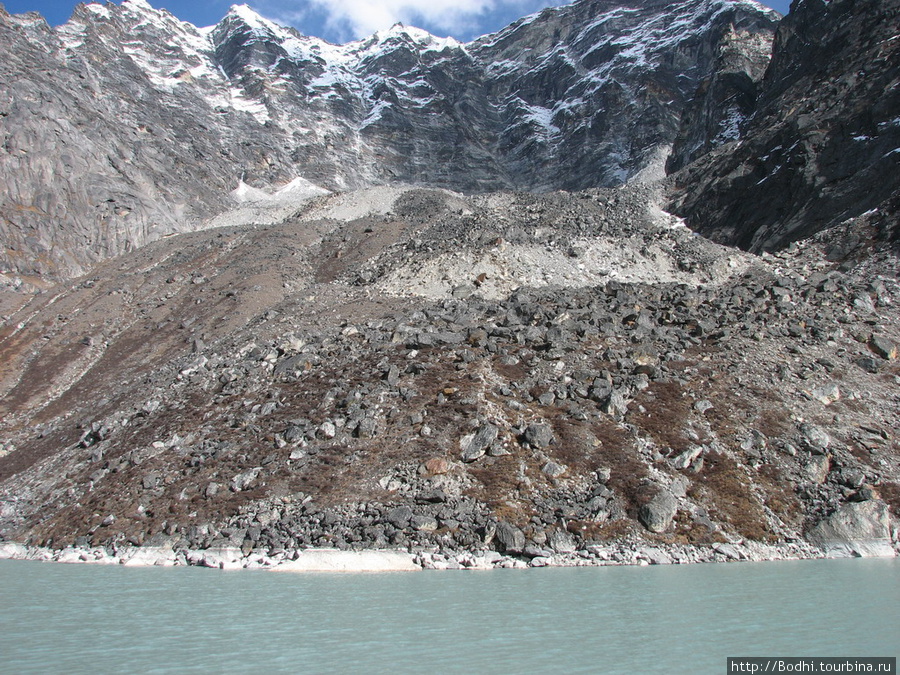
[1,557,897,674]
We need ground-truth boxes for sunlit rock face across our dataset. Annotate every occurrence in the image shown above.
[0,0,777,281]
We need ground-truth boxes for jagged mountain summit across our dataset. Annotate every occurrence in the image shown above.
[0,0,778,282]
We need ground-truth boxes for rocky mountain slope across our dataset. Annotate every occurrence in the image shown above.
[669,0,900,251]
[0,0,898,568]
[0,186,897,566]
[0,0,778,282]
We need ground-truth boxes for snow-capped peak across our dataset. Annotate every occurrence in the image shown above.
[224,3,305,43]
[222,4,318,54]
[371,23,460,49]
[122,0,155,13]
[226,4,272,31]
[43,0,780,202]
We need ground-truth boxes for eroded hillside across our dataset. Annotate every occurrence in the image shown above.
[1,186,897,565]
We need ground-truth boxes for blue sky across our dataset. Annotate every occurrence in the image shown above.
[4,0,793,43]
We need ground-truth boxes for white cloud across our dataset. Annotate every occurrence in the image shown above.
[258,0,562,42]
[313,0,494,37]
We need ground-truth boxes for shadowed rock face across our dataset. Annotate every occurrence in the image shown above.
[666,21,774,173]
[0,3,298,284]
[0,0,777,282]
[669,0,900,252]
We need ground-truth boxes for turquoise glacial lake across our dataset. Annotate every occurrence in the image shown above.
[1,557,897,674]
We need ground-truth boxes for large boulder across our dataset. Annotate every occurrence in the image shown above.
[639,490,679,533]
[806,500,895,558]
[493,521,526,554]
[523,423,553,449]
[460,424,498,462]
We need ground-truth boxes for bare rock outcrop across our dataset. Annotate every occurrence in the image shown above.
[670,0,900,252]
[0,0,777,282]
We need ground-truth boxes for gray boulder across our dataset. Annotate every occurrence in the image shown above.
[870,334,898,360]
[524,423,553,449]
[549,529,577,554]
[230,467,262,492]
[639,490,679,533]
[601,389,630,418]
[802,455,831,485]
[541,461,567,479]
[386,505,414,529]
[494,521,526,554]
[800,424,831,454]
[460,424,498,462]
[806,500,895,558]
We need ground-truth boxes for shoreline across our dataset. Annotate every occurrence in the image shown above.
[1,539,896,572]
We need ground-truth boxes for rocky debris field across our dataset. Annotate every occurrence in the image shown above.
[0,184,898,568]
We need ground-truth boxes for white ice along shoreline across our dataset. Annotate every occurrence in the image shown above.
[0,538,895,572]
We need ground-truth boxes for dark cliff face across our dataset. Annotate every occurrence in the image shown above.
[466,0,778,191]
[666,21,774,173]
[669,0,900,252]
[0,0,778,282]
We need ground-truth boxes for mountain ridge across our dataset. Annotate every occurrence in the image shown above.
[0,0,778,282]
